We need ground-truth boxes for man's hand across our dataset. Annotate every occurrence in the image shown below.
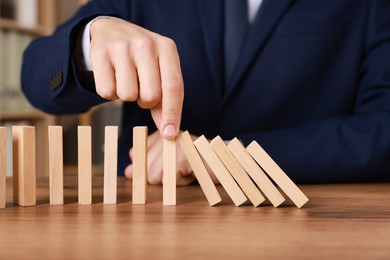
[124,130,197,186]
[90,18,183,139]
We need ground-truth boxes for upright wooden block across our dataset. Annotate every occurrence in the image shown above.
[228,138,285,207]
[49,126,63,205]
[177,131,221,206]
[12,126,36,206]
[104,126,118,204]
[247,141,309,208]
[210,136,265,207]
[78,126,92,205]
[163,138,176,205]
[194,136,247,206]
[132,126,148,204]
[0,127,6,208]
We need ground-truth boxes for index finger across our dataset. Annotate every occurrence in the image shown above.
[156,38,184,139]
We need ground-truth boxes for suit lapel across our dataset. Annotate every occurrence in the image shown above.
[195,0,224,97]
[225,0,295,98]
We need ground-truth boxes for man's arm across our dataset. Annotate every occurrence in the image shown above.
[21,0,183,139]
[21,1,120,114]
[89,18,183,138]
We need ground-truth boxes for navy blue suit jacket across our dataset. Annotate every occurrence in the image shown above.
[22,0,390,183]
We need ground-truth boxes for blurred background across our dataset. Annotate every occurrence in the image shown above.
[0,0,121,177]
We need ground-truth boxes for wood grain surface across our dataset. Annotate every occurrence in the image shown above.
[1,176,390,259]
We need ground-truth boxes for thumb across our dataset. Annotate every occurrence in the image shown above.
[124,164,133,179]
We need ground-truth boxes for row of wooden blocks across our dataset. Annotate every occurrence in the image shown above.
[0,125,119,208]
[0,126,309,209]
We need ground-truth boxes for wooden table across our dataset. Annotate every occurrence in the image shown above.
[1,176,390,259]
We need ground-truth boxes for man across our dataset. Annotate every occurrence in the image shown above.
[22,0,390,184]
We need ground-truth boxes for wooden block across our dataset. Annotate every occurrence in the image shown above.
[163,138,176,205]
[177,131,221,206]
[132,126,148,204]
[228,138,285,207]
[49,126,63,205]
[194,136,247,206]
[210,136,265,207]
[104,126,118,204]
[0,127,6,208]
[247,141,309,208]
[12,126,36,206]
[78,126,92,205]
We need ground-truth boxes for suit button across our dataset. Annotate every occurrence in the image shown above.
[50,72,63,90]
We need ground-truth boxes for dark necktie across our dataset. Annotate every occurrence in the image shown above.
[224,0,248,84]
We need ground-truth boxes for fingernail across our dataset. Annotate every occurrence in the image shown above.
[163,124,177,138]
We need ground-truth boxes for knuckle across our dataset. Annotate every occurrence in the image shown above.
[117,87,138,102]
[147,174,161,185]
[96,87,116,100]
[159,37,177,52]
[111,40,130,54]
[91,41,108,56]
[132,36,156,54]
[137,99,159,109]
[141,88,162,104]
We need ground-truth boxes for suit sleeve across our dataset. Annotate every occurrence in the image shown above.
[239,0,390,183]
[21,0,130,114]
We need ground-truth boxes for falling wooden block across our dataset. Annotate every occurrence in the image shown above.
[0,127,6,208]
[247,141,309,208]
[12,126,36,206]
[177,131,221,206]
[210,136,265,207]
[49,126,63,205]
[132,126,148,204]
[78,126,92,205]
[194,136,247,206]
[104,126,118,204]
[228,138,285,207]
[163,138,176,205]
